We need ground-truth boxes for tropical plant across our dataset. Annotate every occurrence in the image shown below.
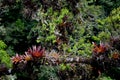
[0,40,12,76]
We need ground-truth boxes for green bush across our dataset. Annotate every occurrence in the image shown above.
[0,40,12,68]
[30,7,73,49]
[97,7,120,37]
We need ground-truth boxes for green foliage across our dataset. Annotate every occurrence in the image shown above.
[97,74,113,80]
[0,75,17,80]
[0,26,6,37]
[64,38,92,57]
[0,0,39,53]
[32,7,73,47]
[97,76,112,80]
[0,40,7,50]
[33,1,105,57]
[98,31,110,41]
[38,65,59,80]
[97,7,120,36]
[60,63,71,71]
[1,0,120,80]
[5,19,25,44]
[0,18,38,53]
[62,2,106,57]
[93,0,120,15]
[35,8,57,46]
[0,40,12,68]
[0,1,22,23]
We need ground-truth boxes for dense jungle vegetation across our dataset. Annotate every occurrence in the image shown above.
[0,0,120,80]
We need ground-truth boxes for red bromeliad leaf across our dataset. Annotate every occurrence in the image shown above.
[112,52,120,59]
[24,52,32,61]
[11,45,45,64]
[92,42,107,54]
[11,54,24,64]
[27,45,45,58]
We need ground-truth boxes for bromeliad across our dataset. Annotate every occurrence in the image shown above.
[27,45,45,58]
[92,42,107,55]
[11,45,45,64]
[11,54,24,64]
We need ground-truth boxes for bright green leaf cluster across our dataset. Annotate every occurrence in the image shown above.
[0,40,12,68]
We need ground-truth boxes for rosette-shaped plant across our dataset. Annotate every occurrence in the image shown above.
[92,42,107,55]
[24,52,32,61]
[11,54,24,64]
[112,52,120,59]
[11,46,45,64]
[27,45,45,58]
